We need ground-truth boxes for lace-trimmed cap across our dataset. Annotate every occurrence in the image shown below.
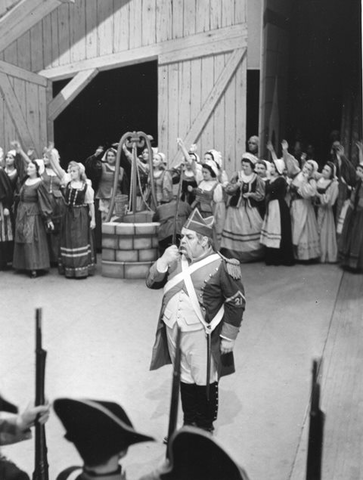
[241,152,258,165]
[183,208,214,238]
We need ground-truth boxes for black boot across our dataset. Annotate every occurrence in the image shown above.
[195,382,219,432]
[180,382,198,426]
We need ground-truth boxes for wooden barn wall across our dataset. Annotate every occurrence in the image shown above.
[0,0,246,172]
[0,74,47,156]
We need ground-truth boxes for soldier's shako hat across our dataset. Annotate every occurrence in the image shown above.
[0,395,18,413]
[163,426,250,480]
[54,398,154,462]
[183,208,214,238]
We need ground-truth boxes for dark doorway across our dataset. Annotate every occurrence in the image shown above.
[247,69,260,146]
[53,61,158,167]
[286,0,361,164]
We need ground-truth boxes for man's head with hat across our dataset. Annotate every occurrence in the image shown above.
[54,398,154,472]
[157,426,250,480]
[179,209,214,262]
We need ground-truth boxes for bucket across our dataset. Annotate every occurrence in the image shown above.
[114,194,129,217]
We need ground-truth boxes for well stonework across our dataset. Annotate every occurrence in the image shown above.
[101,211,160,279]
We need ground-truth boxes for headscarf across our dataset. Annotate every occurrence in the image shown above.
[241,152,258,166]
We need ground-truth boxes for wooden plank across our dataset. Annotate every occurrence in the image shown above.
[172,0,184,40]
[200,55,214,152]
[142,0,156,46]
[183,0,196,37]
[213,53,226,159]
[221,0,235,27]
[177,60,191,150]
[50,9,60,68]
[57,2,71,65]
[224,52,236,174]
[167,63,179,159]
[195,0,210,33]
[129,0,142,49]
[113,0,129,53]
[3,38,17,64]
[26,81,40,151]
[48,68,99,120]
[38,84,48,150]
[39,24,246,80]
[70,0,86,63]
[235,52,246,174]
[0,60,47,86]
[169,48,246,167]
[158,63,168,154]
[97,0,114,56]
[235,0,246,24]
[190,58,202,148]
[159,35,245,65]
[156,0,171,43]
[30,22,44,72]
[14,32,30,70]
[210,0,221,30]
[0,72,36,147]
[85,0,98,60]
[0,0,62,52]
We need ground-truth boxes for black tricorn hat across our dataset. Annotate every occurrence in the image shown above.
[163,426,250,480]
[0,395,18,413]
[53,398,154,464]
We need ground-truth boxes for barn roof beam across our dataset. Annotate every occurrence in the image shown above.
[48,68,99,121]
[0,59,48,86]
[38,24,247,81]
[0,0,74,52]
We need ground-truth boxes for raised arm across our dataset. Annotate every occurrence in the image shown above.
[47,147,67,181]
[266,140,278,162]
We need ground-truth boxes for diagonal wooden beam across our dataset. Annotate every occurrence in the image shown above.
[0,0,74,52]
[0,72,36,148]
[169,48,247,168]
[0,59,48,86]
[48,68,99,120]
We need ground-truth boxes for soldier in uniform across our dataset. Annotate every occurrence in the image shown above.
[146,209,246,434]
[54,398,154,480]
[0,395,50,480]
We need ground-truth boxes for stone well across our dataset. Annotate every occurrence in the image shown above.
[101,211,160,279]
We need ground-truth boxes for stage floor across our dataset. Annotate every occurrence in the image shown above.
[0,258,362,479]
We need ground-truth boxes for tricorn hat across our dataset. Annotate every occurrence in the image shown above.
[54,398,154,464]
[183,209,214,238]
[0,395,18,413]
[162,426,250,480]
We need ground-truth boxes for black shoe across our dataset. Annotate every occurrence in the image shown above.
[30,270,37,279]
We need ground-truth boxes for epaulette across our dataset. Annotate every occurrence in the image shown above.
[218,252,242,279]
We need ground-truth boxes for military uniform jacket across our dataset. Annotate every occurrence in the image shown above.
[146,250,246,378]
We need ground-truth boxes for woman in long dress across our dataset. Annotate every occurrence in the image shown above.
[146,152,173,209]
[220,153,265,262]
[260,158,294,266]
[49,150,96,279]
[188,157,225,249]
[315,162,339,263]
[282,140,320,261]
[13,160,53,278]
[339,161,363,272]
[0,167,15,269]
[41,147,66,265]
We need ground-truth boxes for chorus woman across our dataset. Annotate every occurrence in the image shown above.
[220,153,265,262]
[282,140,320,261]
[49,150,96,278]
[315,162,339,263]
[260,156,295,266]
[12,161,53,278]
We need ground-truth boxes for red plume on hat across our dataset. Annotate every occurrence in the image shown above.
[183,208,214,238]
